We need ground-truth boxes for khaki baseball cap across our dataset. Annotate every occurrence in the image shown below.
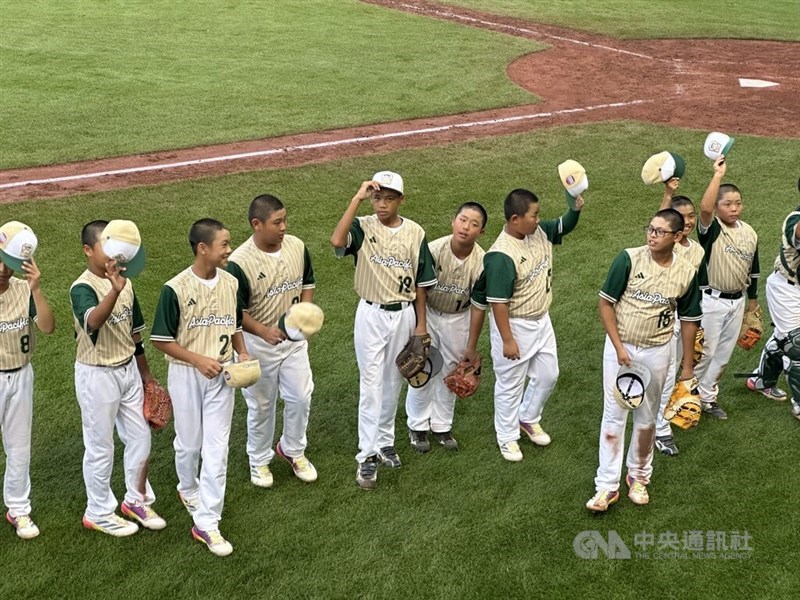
[0,221,38,272]
[223,359,262,388]
[558,159,588,210]
[278,302,325,341]
[641,152,686,185]
[101,220,146,278]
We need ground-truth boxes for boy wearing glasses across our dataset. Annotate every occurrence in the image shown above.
[693,157,760,419]
[587,209,701,512]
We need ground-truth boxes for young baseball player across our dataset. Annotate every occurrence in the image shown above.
[227,194,318,487]
[405,202,487,452]
[71,220,165,537]
[745,181,800,416]
[654,181,707,456]
[693,157,760,419]
[586,209,702,512]
[330,171,436,490]
[0,222,55,540]
[465,188,583,462]
[152,218,250,557]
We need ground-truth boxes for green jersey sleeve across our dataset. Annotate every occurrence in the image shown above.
[70,283,100,332]
[302,247,316,287]
[151,285,180,342]
[484,252,516,303]
[470,270,487,310]
[132,292,146,334]
[539,208,581,245]
[337,218,365,259]
[599,251,632,303]
[226,260,251,311]
[416,236,437,287]
[677,274,703,320]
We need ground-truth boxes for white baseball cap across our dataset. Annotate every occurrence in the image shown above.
[613,362,652,410]
[0,221,38,272]
[101,220,146,278]
[372,171,404,195]
[703,131,735,160]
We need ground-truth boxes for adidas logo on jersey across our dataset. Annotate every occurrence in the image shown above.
[257,272,266,280]
[635,272,645,279]
[187,298,197,307]
[369,236,377,243]
[520,256,527,263]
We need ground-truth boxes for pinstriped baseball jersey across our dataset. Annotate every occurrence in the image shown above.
[339,215,436,302]
[427,235,484,314]
[70,270,145,367]
[600,246,702,347]
[675,238,705,271]
[227,234,315,326]
[151,267,242,365]
[699,217,759,293]
[484,228,553,319]
[775,211,800,280]
[0,278,36,370]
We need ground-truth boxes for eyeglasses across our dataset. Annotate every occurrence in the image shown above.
[644,225,679,238]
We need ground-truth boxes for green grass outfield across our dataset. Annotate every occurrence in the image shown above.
[1,122,799,599]
[0,0,540,170]
[446,0,800,40]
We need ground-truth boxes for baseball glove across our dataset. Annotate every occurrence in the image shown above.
[396,333,431,379]
[143,380,172,430]
[693,326,705,367]
[444,359,482,399]
[663,377,701,430]
[737,305,763,350]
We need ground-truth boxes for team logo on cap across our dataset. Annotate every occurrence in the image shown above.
[566,175,575,185]
[20,243,33,258]
[0,233,6,245]
[708,140,722,153]
[380,174,393,185]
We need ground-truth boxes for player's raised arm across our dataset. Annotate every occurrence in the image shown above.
[660,178,680,211]
[699,156,726,228]
[22,258,55,334]
[331,180,377,249]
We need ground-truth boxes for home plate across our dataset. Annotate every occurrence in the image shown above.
[739,78,779,88]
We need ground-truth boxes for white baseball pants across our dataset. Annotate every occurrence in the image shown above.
[405,309,468,433]
[764,271,800,337]
[354,299,415,463]
[594,337,671,492]
[75,360,154,520]
[241,332,313,465]
[1,364,34,518]
[694,292,745,404]
[656,324,681,438]
[168,363,234,531]
[489,313,559,445]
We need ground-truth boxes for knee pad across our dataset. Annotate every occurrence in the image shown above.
[779,328,800,362]
[786,360,800,402]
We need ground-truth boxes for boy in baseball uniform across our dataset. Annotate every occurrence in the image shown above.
[0,222,55,539]
[152,219,250,557]
[694,157,760,419]
[587,209,701,512]
[330,171,436,490]
[405,202,486,452]
[466,188,583,462]
[71,220,165,537]
[227,194,318,487]
[746,182,800,416]
[654,181,707,456]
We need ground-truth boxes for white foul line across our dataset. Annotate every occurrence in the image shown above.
[397,3,655,60]
[0,100,649,190]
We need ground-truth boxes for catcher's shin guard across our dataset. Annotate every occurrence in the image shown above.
[787,360,800,403]
[754,335,788,388]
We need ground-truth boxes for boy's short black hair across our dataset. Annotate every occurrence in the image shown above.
[456,201,488,229]
[189,218,226,255]
[249,194,285,224]
[716,183,741,203]
[655,208,685,234]
[504,189,538,221]
[81,220,109,247]
[670,195,695,211]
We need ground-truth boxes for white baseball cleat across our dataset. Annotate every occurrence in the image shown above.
[499,441,523,462]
